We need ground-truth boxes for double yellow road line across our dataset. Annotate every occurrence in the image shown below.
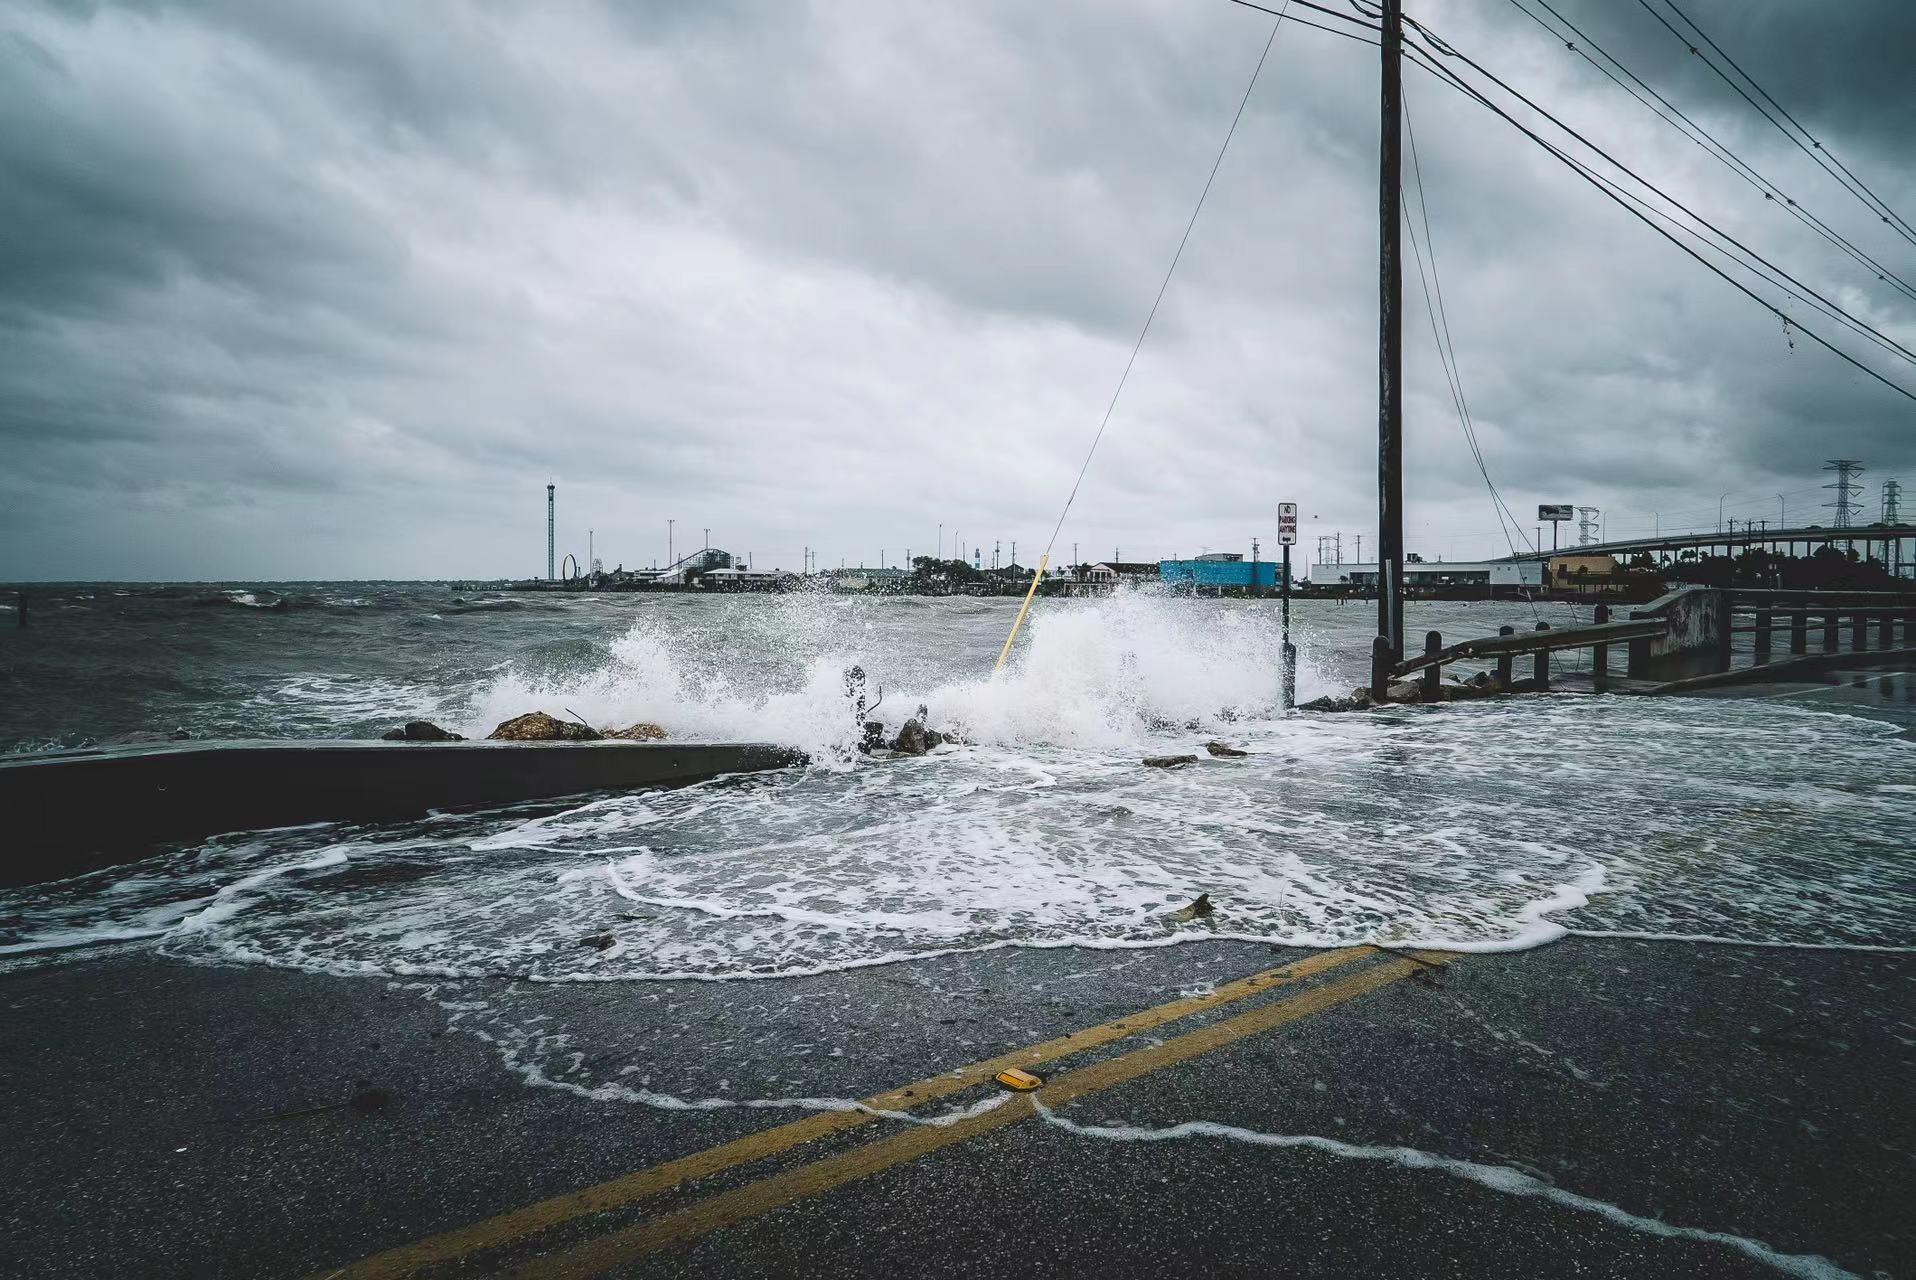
[318,945,1449,1280]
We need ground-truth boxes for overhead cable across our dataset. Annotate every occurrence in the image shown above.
[1505,0,1916,304]
[1396,37,1916,406]
[1636,0,1916,247]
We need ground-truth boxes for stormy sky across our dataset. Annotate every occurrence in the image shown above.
[3,0,1912,581]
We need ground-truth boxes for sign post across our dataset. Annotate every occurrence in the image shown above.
[1279,502,1298,709]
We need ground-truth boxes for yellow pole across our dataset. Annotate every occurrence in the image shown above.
[993,553,1050,674]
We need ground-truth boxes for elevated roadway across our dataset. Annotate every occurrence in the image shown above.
[1499,522,1915,565]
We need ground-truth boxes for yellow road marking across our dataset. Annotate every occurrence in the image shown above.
[313,946,1375,1280]
[503,952,1452,1280]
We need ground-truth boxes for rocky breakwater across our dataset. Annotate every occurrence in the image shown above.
[377,712,672,742]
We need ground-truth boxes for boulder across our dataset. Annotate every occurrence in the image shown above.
[1384,680,1423,704]
[381,720,463,742]
[101,729,194,746]
[606,722,667,741]
[860,721,888,753]
[578,933,616,951]
[1142,754,1199,769]
[891,718,931,755]
[487,711,600,742]
[1204,742,1248,758]
[1298,690,1371,713]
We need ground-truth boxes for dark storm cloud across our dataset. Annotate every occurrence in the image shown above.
[0,0,1911,579]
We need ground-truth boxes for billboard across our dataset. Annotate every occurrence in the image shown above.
[1278,501,1298,545]
[1538,503,1574,522]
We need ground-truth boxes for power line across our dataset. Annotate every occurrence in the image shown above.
[1398,16,1916,373]
[1396,31,1916,406]
[1039,4,1293,567]
[1504,0,1916,305]
[1636,0,1916,247]
[1400,90,1536,557]
[1225,0,1378,47]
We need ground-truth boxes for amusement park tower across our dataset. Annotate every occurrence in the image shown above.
[546,483,555,581]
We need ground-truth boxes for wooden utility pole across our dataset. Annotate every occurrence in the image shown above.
[1377,0,1405,664]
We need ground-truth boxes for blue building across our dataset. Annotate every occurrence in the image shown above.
[1158,556,1281,589]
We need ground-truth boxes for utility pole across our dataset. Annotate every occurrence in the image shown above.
[1355,534,1363,565]
[938,523,944,563]
[667,518,675,568]
[1011,540,1017,569]
[1376,0,1406,663]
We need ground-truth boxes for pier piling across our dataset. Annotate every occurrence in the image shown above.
[1753,604,1771,664]
[1824,612,1840,652]
[1790,601,1807,654]
[1371,636,1392,703]
[1422,631,1442,701]
[1592,604,1610,687]
[1496,625,1514,688]
[1533,622,1551,690]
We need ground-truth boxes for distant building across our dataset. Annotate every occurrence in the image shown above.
[1159,558,1278,589]
[1332,561,1542,595]
[1192,552,1244,563]
[1083,561,1160,586]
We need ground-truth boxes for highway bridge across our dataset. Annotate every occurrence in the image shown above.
[1498,522,1916,568]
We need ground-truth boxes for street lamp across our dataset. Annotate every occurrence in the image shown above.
[1719,493,1730,532]
[667,518,675,566]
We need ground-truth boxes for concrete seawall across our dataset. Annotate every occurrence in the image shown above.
[0,740,805,888]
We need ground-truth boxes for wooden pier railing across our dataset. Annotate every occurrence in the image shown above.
[1369,585,1916,702]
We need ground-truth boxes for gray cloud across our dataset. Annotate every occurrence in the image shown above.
[1,0,1911,580]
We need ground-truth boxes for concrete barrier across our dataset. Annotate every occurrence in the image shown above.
[1628,586,1729,681]
[0,740,805,888]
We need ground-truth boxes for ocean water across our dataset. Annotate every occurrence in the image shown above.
[2,583,1913,976]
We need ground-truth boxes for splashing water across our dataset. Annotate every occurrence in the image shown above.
[3,591,1912,982]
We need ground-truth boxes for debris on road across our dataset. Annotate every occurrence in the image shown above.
[1170,893,1214,921]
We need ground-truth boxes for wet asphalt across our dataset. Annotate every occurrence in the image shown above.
[4,931,1912,1279]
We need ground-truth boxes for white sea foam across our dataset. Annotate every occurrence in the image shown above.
[4,597,1912,980]
[456,592,1330,759]
[1031,1102,1858,1280]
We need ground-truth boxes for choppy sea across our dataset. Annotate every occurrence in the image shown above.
[3,582,1912,976]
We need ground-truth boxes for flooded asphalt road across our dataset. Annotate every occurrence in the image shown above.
[4,934,1911,1279]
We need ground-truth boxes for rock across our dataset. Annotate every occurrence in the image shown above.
[1298,690,1371,713]
[891,718,931,755]
[1384,680,1423,704]
[924,729,945,749]
[487,711,600,741]
[606,722,667,741]
[101,729,193,746]
[1204,741,1248,758]
[860,721,887,753]
[1142,754,1199,769]
[1170,893,1214,921]
[579,933,616,951]
[381,720,463,742]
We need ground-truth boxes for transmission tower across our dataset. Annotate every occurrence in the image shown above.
[1576,506,1601,546]
[1823,459,1865,528]
[1883,479,1902,524]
